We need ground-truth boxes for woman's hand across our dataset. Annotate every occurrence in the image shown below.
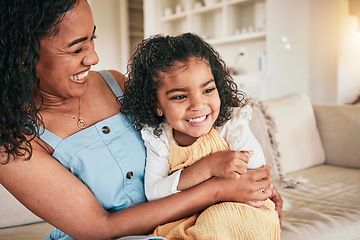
[270,185,283,226]
[212,164,273,206]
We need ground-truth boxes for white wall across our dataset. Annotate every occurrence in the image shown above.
[89,0,129,74]
[338,0,360,104]
[266,0,310,100]
[266,0,357,104]
[90,0,360,104]
[308,0,340,104]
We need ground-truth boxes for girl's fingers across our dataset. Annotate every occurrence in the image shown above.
[242,150,254,158]
[247,200,267,208]
[253,164,272,181]
[232,172,241,180]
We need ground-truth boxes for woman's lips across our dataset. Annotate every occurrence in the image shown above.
[70,70,89,83]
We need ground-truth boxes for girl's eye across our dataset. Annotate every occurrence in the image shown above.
[204,87,216,94]
[171,95,186,100]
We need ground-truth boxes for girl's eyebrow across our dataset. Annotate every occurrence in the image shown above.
[165,79,215,95]
[201,79,215,87]
[67,25,96,48]
[166,88,186,95]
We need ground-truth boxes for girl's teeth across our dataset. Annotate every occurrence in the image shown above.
[187,115,206,123]
[70,71,89,80]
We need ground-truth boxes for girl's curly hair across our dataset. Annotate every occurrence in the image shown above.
[0,0,77,164]
[121,33,246,137]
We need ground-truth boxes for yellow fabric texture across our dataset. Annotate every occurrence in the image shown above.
[151,128,280,239]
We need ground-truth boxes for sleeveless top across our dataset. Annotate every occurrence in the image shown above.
[40,70,152,240]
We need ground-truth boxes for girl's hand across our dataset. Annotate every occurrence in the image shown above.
[178,150,250,191]
[208,150,253,179]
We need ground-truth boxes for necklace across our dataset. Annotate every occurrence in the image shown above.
[43,98,87,129]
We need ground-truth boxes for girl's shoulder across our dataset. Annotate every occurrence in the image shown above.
[215,105,252,137]
[230,104,253,122]
[141,122,172,152]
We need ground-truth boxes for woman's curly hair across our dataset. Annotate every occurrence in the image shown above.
[121,33,246,137]
[0,0,77,164]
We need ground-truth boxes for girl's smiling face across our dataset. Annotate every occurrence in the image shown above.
[156,57,221,146]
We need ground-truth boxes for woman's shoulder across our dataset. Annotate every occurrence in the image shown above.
[90,70,127,92]
[0,134,56,173]
[107,70,126,93]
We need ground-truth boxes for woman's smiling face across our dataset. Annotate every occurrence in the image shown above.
[155,57,221,146]
[36,0,99,99]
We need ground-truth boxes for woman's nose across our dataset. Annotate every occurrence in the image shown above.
[82,45,99,66]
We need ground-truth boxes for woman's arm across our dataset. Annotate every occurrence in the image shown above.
[0,140,273,240]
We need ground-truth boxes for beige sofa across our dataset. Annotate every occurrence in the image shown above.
[1,93,359,240]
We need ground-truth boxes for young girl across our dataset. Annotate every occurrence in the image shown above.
[121,33,281,239]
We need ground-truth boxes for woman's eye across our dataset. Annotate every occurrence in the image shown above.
[204,87,216,94]
[74,48,83,54]
[73,35,96,54]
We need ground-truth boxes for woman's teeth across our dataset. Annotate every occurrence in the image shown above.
[187,115,206,123]
[70,71,89,80]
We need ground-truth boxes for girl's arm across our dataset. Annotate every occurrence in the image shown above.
[178,106,261,191]
[177,150,250,190]
[0,140,273,240]
[142,123,183,201]
[142,124,249,200]
[219,105,266,169]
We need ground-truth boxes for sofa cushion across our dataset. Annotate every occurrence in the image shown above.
[279,165,360,240]
[0,184,42,229]
[261,93,326,174]
[0,222,53,240]
[313,104,360,168]
[249,100,282,181]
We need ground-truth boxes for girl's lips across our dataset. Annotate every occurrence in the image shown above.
[70,70,89,84]
[187,115,207,123]
[186,114,209,126]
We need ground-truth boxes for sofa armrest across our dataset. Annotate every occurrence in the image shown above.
[313,104,360,168]
[0,184,43,229]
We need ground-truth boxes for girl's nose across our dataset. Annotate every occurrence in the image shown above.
[189,95,205,111]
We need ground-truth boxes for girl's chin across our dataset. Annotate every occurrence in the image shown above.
[186,128,213,138]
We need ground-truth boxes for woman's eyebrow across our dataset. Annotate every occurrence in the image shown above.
[67,25,96,48]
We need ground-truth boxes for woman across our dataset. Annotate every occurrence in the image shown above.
[0,0,282,239]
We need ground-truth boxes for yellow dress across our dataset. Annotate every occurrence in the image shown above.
[151,128,280,240]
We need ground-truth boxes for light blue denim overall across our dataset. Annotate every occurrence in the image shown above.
[40,70,165,240]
